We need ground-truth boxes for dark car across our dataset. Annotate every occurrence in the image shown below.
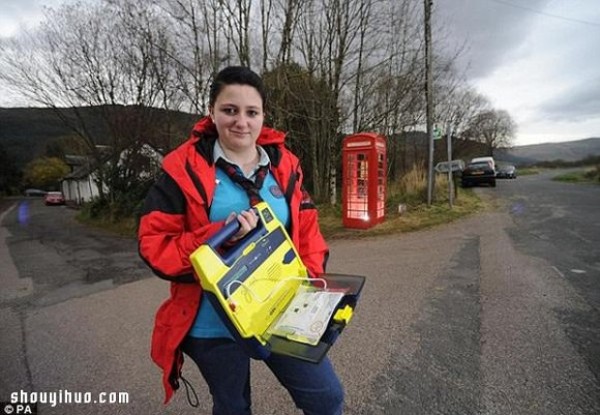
[496,164,517,179]
[44,191,65,206]
[461,162,496,187]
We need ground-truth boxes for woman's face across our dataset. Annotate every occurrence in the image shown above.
[210,84,264,153]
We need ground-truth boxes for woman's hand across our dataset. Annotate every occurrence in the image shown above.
[225,209,259,242]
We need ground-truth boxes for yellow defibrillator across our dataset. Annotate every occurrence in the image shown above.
[189,202,365,362]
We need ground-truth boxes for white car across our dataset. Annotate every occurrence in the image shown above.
[470,156,495,172]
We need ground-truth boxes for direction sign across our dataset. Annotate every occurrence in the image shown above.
[435,160,464,173]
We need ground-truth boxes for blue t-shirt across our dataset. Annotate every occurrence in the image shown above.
[188,143,290,338]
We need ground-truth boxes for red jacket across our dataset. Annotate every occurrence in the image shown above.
[138,117,329,403]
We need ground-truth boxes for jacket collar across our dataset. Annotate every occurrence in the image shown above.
[161,117,288,206]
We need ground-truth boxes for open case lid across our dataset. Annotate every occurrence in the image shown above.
[266,273,365,363]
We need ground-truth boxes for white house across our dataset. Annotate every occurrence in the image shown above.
[61,144,163,205]
[61,161,107,205]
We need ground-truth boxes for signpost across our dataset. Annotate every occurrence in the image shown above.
[435,145,463,209]
[431,122,459,208]
[434,160,464,173]
[446,125,454,208]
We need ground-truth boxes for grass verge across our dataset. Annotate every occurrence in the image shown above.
[75,165,487,240]
[76,210,139,238]
[318,186,484,240]
[552,166,600,184]
[517,167,541,176]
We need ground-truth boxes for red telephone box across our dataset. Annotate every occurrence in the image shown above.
[342,133,386,229]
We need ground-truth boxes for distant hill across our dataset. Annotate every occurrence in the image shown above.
[1,107,108,168]
[495,137,600,166]
[0,106,199,169]
[3,106,598,171]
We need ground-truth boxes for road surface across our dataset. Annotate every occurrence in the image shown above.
[1,171,599,414]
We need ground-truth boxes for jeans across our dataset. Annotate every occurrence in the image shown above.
[181,337,344,415]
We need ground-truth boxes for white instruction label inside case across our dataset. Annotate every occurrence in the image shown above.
[268,290,344,345]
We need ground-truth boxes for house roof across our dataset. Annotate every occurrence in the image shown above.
[64,155,89,167]
[63,160,98,180]
[62,143,164,181]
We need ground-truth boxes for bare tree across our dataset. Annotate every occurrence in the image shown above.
[263,63,337,201]
[222,0,253,67]
[463,109,517,155]
[259,0,275,71]
[157,0,222,114]
[276,0,305,65]
[441,87,490,137]
[350,0,373,132]
[355,0,425,178]
[1,0,514,208]
[314,0,371,205]
[0,0,182,200]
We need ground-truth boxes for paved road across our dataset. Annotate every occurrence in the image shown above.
[0,172,599,414]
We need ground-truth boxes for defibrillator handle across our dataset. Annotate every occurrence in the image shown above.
[208,219,242,249]
[206,208,267,266]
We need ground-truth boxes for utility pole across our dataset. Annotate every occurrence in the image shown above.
[424,0,434,206]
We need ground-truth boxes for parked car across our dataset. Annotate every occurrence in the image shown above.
[461,162,496,187]
[44,191,65,206]
[496,164,517,179]
[470,156,496,172]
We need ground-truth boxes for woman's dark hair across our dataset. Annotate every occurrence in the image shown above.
[209,66,266,109]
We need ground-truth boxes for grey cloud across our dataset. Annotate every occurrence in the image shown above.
[540,78,600,121]
[0,0,57,37]
[2,0,43,18]
[436,0,551,79]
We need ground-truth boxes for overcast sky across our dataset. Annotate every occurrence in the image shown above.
[436,0,600,146]
[1,0,599,146]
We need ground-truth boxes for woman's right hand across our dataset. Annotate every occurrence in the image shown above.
[225,209,259,242]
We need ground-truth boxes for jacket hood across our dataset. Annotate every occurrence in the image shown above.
[190,116,287,146]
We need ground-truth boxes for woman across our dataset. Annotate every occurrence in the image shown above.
[138,66,344,415]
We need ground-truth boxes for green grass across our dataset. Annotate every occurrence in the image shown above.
[553,167,600,184]
[316,165,485,239]
[75,165,487,240]
[553,171,586,182]
[76,190,484,240]
[517,167,541,176]
[76,211,138,237]
[76,192,484,240]
[317,186,484,239]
